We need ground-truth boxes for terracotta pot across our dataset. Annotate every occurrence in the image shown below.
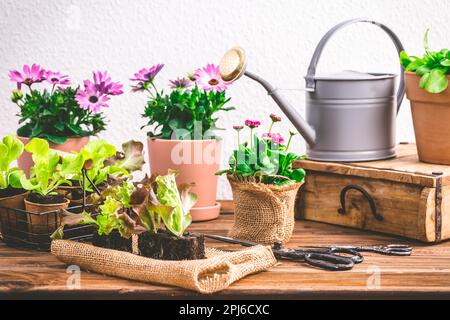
[17,136,90,176]
[147,138,222,221]
[405,72,450,164]
[0,191,29,240]
[24,198,70,238]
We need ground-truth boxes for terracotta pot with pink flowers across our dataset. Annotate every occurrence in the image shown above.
[132,64,235,221]
[8,65,123,175]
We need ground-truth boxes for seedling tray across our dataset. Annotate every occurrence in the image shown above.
[0,204,96,251]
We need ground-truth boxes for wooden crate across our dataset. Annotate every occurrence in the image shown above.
[294,143,450,242]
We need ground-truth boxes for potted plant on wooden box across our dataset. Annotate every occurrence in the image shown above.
[216,115,306,245]
[0,135,30,236]
[400,30,450,164]
[8,65,123,174]
[131,64,234,221]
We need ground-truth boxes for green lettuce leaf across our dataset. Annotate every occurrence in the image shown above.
[155,170,197,237]
[0,135,25,189]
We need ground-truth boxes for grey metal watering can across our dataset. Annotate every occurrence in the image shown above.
[219,19,406,162]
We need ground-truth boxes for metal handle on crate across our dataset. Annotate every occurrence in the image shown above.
[338,184,383,221]
[305,18,406,113]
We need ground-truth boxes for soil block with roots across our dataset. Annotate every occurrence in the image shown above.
[138,229,205,260]
[92,230,133,253]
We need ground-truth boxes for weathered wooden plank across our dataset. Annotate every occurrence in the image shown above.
[1,214,450,299]
[294,143,450,187]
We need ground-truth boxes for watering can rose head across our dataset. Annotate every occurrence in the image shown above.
[132,63,235,140]
[217,114,306,186]
[8,65,123,144]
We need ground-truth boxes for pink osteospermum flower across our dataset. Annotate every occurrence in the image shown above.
[44,70,71,86]
[92,70,123,95]
[169,77,192,89]
[131,64,164,83]
[244,120,261,129]
[262,133,285,144]
[194,64,230,92]
[233,125,244,131]
[75,85,110,113]
[8,64,46,89]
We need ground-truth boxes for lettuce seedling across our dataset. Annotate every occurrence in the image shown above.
[400,29,450,93]
[154,171,197,237]
[61,139,145,192]
[19,138,71,196]
[0,134,28,191]
[52,171,198,240]
[52,179,143,240]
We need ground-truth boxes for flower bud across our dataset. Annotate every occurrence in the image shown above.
[11,89,23,103]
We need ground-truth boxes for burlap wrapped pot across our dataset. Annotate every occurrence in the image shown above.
[227,175,302,245]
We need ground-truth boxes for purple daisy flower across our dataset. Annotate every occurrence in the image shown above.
[8,64,46,89]
[92,70,123,96]
[131,64,164,83]
[44,70,71,86]
[169,77,192,89]
[75,83,110,113]
[194,64,230,92]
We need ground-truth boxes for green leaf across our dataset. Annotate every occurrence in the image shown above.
[23,138,62,196]
[46,135,67,144]
[60,153,85,178]
[423,69,448,93]
[54,122,65,132]
[399,51,411,68]
[8,169,38,190]
[155,170,196,237]
[0,135,24,174]
[114,140,145,172]
[290,168,306,182]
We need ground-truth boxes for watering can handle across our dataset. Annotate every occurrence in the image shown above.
[305,18,406,113]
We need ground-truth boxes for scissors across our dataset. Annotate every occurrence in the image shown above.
[298,244,413,256]
[204,234,362,271]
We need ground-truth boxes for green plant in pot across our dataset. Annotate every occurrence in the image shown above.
[400,30,450,164]
[131,64,234,222]
[9,138,79,237]
[216,114,306,245]
[19,138,73,213]
[8,65,123,174]
[53,170,204,260]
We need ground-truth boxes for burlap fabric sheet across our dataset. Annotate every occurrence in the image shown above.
[228,175,303,245]
[51,240,276,294]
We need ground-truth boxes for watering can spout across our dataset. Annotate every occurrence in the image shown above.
[219,46,316,146]
[244,70,316,146]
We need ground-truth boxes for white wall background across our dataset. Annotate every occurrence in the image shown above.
[1,0,449,199]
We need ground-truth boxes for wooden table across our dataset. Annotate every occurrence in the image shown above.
[1,211,450,299]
